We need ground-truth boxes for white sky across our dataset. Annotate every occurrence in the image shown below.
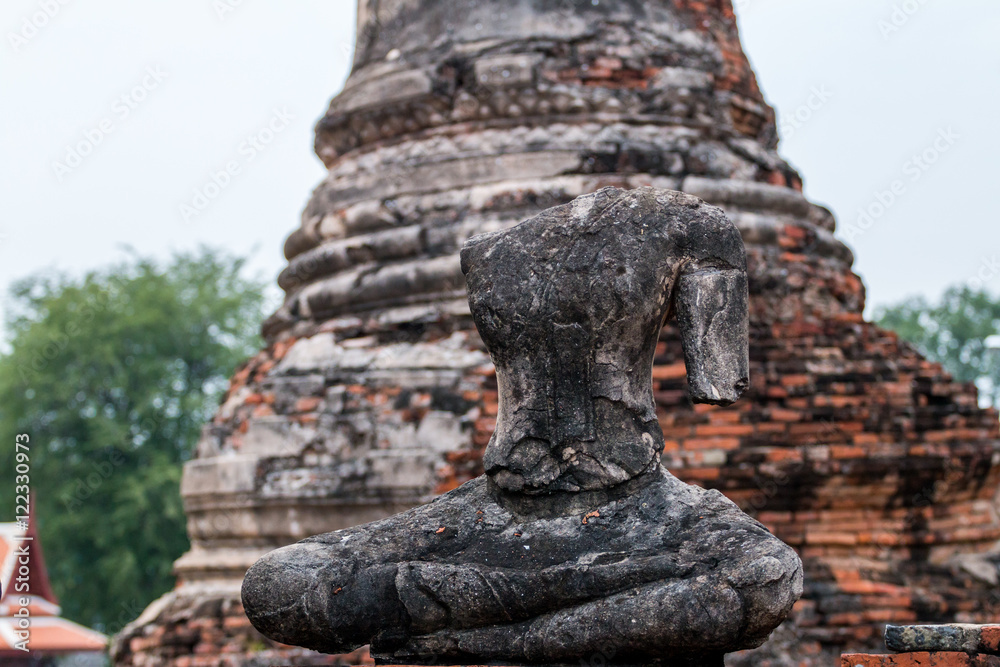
[1,0,998,326]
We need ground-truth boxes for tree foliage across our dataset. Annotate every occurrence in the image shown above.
[875,285,1000,408]
[0,248,268,631]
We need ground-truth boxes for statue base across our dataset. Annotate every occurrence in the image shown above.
[244,468,801,664]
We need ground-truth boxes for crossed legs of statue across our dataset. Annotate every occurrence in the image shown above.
[243,468,801,664]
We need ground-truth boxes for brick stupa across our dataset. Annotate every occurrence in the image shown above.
[113,1,1000,666]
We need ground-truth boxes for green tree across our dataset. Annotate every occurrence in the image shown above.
[875,285,1000,408]
[0,248,268,631]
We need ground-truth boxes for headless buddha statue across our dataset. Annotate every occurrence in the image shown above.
[243,187,803,666]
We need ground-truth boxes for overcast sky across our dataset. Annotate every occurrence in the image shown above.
[1,0,998,327]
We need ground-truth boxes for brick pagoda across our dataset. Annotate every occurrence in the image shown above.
[113,1,1000,666]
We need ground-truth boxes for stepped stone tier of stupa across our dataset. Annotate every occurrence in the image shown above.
[113,1,1000,666]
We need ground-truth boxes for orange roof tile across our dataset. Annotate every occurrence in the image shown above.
[0,617,107,654]
[0,520,106,655]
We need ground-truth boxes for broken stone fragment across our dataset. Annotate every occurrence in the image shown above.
[242,187,801,664]
[885,624,1000,656]
[462,187,750,494]
[842,652,1000,666]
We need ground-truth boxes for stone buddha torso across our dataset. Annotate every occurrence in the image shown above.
[242,188,801,667]
[462,186,750,494]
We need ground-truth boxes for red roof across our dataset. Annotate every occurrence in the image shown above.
[0,617,108,654]
[0,519,107,656]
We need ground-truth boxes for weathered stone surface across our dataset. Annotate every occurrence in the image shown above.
[243,188,802,664]
[886,625,1000,656]
[463,187,749,493]
[245,470,799,664]
[107,580,368,667]
[242,188,801,663]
